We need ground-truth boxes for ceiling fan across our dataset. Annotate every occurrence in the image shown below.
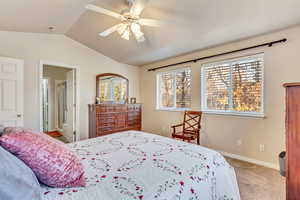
[85,0,161,42]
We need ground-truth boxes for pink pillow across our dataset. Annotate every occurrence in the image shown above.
[3,127,36,134]
[0,128,86,188]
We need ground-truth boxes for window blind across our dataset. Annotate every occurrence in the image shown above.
[201,54,264,116]
[157,68,191,110]
[160,72,175,108]
[176,69,192,108]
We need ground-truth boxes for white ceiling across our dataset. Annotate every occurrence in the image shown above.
[0,0,92,33]
[1,0,300,65]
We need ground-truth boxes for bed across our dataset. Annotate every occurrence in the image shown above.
[41,131,240,200]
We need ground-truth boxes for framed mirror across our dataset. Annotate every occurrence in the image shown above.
[96,73,129,103]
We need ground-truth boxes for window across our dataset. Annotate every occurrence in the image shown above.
[201,54,264,117]
[157,68,192,110]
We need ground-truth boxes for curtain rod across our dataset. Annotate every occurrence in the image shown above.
[148,38,287,71]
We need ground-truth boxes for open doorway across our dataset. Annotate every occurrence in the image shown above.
[40,63,79,143]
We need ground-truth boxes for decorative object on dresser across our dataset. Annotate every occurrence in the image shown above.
[171,111,202,144]
[130,97,137,104]
[88,104,141,138]
[283,82,300,199]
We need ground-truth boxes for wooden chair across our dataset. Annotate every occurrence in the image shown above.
[171,111,202,144]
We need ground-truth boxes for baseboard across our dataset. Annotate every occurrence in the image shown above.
[220,151,279,170]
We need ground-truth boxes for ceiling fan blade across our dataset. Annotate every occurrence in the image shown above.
[130,0,149,16]
[139,18,162,27]
[99,24,122,37]
[86,4,124,20]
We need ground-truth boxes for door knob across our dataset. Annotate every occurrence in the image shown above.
[17,114,22,118]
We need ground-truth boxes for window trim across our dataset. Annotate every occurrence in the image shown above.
[201,53,264,118]
[156,67,192,111]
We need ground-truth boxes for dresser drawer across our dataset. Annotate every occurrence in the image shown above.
[98,113,114,120]
[128,104,141,111]
[128,111,140,117]
[89,104,142,138]
[98,126,114,133]
[115,113,126,128]
[97,120,114,127]
[95,105,115,112]
[128,115,141,121]
[114,105,128,112]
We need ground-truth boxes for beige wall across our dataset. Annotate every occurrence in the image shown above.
[140,25,300,168]
[0,31,140,139]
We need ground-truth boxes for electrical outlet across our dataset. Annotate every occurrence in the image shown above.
[259,144,265,152]
[237,139,242,146]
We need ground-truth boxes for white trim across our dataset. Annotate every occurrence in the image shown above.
[39,60,80,142]
[54,80,67,130]
[201,53,264,117]
[41,77,51,131]
[202,110,265,118]
[156,108,191,112]
[220,151,279,170]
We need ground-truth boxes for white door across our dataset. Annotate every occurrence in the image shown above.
[66,70,75,142]
[0,57,24,128]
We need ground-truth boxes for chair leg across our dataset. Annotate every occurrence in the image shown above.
[197,136,200,145]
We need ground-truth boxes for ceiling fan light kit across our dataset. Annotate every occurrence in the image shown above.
[85,0,161,43]
[121,27,130,40]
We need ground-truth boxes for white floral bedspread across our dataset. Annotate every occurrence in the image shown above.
[41,131,240,200]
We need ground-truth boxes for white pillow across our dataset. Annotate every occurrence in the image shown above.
[0,146,41,200]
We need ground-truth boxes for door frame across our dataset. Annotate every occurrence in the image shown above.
[39,60,80,142]
[41,77,50,133]
[54,79,66,131]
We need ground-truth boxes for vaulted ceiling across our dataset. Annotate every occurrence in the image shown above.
[1,0,300,65]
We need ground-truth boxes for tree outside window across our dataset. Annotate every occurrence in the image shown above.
[202,54,264,117]
[157,68,191,110]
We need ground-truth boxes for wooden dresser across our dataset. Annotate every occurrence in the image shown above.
[88,104,141,138]
[284,83,300,200]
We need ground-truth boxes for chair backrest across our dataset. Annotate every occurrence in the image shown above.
[183,111,202,134]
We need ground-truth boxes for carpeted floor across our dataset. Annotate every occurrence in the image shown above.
[226,157,285,200]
